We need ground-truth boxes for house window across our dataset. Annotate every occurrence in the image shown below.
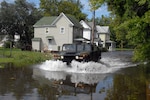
[60,27,65,34]
[46,28,49,34]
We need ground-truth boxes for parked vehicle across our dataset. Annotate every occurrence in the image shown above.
[53,43,101,65]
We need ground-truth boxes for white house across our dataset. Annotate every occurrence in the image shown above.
[80,20,115,51]
[96,25,116,51]
[79,20,91,40]
[0,34,20,47]
[79,20,100,46]
[32,13,83,52]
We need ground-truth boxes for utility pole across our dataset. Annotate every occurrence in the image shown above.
[91,10,95,44]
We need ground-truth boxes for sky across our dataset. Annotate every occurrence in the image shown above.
[0,0,110,19]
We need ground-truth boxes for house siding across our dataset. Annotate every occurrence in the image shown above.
[55,17,73,50]
[80,20,91,40]
[73,27,83,41]
[99,34,106,47]
[54,16,73,45]
[34,27,49,51]
[32,41,41,51]
[99,33,110,47]
[83,29,91,40]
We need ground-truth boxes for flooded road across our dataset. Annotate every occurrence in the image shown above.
[0,51,150,100]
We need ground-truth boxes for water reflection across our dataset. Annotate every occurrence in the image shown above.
[0,66,40,100]
[106,65,150,100]
[0,51,150,100]
[33,68,112,100]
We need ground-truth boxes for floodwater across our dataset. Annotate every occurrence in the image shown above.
[0,51,150,100]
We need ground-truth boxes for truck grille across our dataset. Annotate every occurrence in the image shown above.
[64,56,75,60]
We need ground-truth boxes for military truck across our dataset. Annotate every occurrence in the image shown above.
[53,43,101,65]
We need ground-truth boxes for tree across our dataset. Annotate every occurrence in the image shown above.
[95,15,112,26]
[106,0,150,61]
[58,1,86,20]
[40,0,59,16]
[40,0,86,20]
[89,0,104,43]
[0,1,16,37]
[0,0,42,48]
[89,0,104,10]
[14,0,42,45]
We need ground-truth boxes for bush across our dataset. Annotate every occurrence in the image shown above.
[102,47,108,52]
[3,41,11,48]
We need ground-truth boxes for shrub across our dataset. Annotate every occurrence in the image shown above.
[3,41,11,48]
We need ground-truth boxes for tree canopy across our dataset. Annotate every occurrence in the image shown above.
[106,0,150,61]
[89,0,104,10]
[40,0,86,20]
[0,0,42,46]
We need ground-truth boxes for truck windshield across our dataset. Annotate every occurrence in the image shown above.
[84,44,91,51]
[77,44,91,52]
[62,44,76,52]
[77,44,84,52]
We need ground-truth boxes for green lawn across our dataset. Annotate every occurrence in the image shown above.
[0,48,52,67]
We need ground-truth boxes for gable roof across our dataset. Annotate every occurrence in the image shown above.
[80,20,92,30]
[87,22,93,28]
[33,16,57,27]
[33,13,82,28]
[96,25,110,34]
[66,14,83,28]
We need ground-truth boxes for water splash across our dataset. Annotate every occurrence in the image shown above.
[39,60,68,71]
[39,51,136,74]
[69,60,110,73]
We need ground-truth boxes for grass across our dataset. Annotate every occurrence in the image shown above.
[0,48,52,67]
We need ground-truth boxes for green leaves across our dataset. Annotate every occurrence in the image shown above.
[105,0,150,61]
[135,0,147,5]
[143,11,150,23]
[39,0,86,20]
[89,0,104,10]
[0,0,42,45]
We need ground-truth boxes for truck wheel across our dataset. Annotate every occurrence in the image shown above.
[66,62,70,65]
[97,56,101,62]
[83,58,89,62]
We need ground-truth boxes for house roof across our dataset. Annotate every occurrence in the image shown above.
[66,14,83,28]
[87,22,93,28]
[34,16,57,27]
[46,36,53,39]
[32,38,41,41]
[80,20,92,30]
[96,25,110,34]
[33,13,82,28]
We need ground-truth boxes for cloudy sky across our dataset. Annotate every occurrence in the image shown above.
[0,0,110,19]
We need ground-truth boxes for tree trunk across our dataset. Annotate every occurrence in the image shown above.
[121,40,124,49]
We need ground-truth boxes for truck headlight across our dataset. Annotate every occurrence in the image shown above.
[61,56,64,59]
[75,56,79,59]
